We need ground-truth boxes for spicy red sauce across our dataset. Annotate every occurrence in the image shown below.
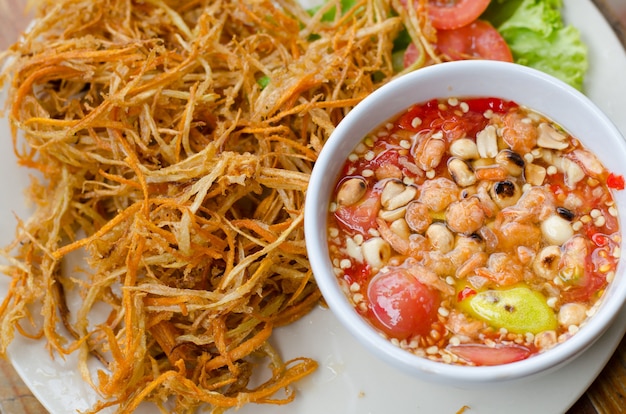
[327,97,622,366]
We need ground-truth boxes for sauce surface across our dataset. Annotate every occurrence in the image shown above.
[327,97,622,366]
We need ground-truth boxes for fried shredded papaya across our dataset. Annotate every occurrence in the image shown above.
[0,0,434,412]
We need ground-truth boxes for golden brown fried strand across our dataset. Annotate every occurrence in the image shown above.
[0,0,433,412]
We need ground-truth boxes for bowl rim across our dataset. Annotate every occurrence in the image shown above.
[304,60,626,383]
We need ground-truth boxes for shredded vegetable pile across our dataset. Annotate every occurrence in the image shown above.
[0,0,440,412]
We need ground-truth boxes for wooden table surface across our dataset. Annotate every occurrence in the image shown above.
[0,0,625,413]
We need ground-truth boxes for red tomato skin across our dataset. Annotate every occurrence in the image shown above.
[334,188,380,235]
[436,20,513,63]
[448,344,532,366]
[426,0,491,30]
[367,270,441,340]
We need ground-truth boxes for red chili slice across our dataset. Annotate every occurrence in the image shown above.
[457,286,477,302]
[607,172,625,190]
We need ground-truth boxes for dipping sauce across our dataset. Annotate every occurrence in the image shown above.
[327,97,622,366]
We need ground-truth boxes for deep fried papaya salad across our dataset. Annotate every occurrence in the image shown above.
[0,0,590,412]
[328,96,622,366]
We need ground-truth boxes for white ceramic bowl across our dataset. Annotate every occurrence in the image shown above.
[304,60,626,386]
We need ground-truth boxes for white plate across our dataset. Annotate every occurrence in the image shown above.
[1,1,625,413]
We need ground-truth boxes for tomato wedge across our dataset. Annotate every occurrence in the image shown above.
[448,344,532,366]
[427,0,491,30]
[436,20,513,62]
[367,270,440,340]
[334,189,380,235]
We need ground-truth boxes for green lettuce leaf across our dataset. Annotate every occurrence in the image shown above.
[483,0,588,90]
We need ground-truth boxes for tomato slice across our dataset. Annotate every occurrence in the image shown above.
[427,0,491,30]
[448,344,532,366]
[334,189,380,235]
[436,20,513,62]
[367,270,440,340]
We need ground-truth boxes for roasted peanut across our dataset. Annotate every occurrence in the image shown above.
[337,178,367,206]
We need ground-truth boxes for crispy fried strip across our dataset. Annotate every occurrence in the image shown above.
[51,202,143,260]
[204,322,273,372]
[0,0,439,412]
